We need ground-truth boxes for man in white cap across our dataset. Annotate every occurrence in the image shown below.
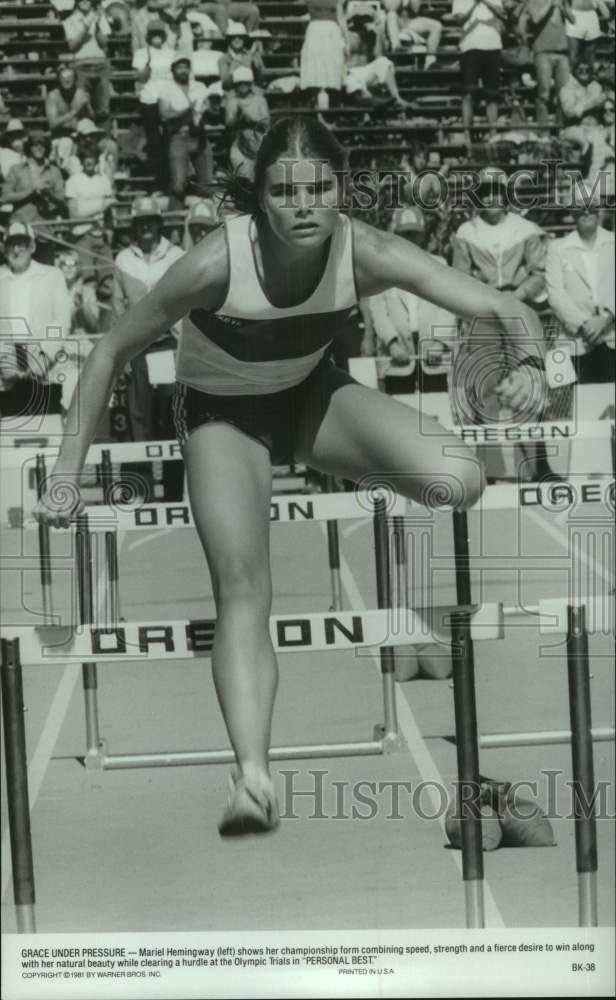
[158,54,213,209]
[219,23,264,89]
[0,120,26,182]
[184,197,220,247]
[113,195,184,452]
[225,66,270,128]
[546,183,614,384]
[0,221,71,415]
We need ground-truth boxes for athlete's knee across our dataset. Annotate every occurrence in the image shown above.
[422,458,485,511]
[212,556,272,611]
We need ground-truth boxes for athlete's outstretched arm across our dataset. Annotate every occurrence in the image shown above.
[35,228,228,525]
[352,219,547,413]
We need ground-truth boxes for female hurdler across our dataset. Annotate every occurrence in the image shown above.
[36,117,546,836]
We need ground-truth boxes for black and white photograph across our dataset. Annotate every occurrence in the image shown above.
[0,0,614,994]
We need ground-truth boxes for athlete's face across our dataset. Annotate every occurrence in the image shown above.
[261,156,340,250]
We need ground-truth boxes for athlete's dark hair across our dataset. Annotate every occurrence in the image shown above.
[224,116,348,216]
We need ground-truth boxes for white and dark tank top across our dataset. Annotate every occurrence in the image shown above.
[175,213,357,395]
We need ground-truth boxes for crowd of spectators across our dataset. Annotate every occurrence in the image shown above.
[0,0,614,458]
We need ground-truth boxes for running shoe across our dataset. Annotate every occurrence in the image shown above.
[218,770,280,837]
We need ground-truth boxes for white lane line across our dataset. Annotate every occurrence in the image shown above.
[526,508,614,588]
[323,524,506,929]
[1,533,126,901]
[127,527,174,552]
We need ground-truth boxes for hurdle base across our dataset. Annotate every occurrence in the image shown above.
[84,738,108,771]
[464,880,485,929]
[373,723,405,754]
[16,904,36,934]
[98,739,386,770]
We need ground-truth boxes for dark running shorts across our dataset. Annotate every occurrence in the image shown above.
[460,49,501,99]
[172,354,358,466]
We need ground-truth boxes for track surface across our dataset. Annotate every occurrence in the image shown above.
[1,502,614,932]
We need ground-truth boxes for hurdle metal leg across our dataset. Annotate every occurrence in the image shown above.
[35,455,53,622]
[75,515,105,769]
[324,475,343,611]
[451,510,485,929]
[566,604,598,927]
[1,638,36,933]
[373,496,402,752]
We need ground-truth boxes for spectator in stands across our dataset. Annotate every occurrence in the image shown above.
[190,25,225,82]
[546,184,614,383]
[1,131,66,243]
[228,119,268,180]
[384,0,442,68]
[192,0,260,36]
[561,91,615,188]
[363,206,455,392]
[113,195,184,494]
[183,196,220,247]
[518,0,571,128]
[158,55,213,209]
[225,67,270,129]
[345,11,410,108]
[45,65,93,142]
[219,24,265,90]
[300,0,350,111]
[0,120,26,183]
[452,171,547,303]
[55,248,109,334]
[564,0,610,69]
[0,221,71,417]
[559,59,606,122]
[63,0,113,125]
[452,0,505,143]
[399,144,448,207]
[65,145,115,279]
[133,19,176,186]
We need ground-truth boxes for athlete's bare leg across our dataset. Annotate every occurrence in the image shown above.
[295,376,485,508]
[182,423,278,805]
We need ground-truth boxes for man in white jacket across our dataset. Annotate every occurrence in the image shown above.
[0,221,71,418]
[546,184,614,384]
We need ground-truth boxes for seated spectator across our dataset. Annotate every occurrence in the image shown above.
[45,65,93,140]
[192,0,260,37]
[345,12,410,108]
[184,196,220,247]
[561,91,615,188]
[363,206,454,392]
[63,0,113,125]
[1,131,66,247]
[0,221,71,418]
[190,25,225,82]
[300,0,349,111]
[0,120,26,182]
[452,170,547,303]
[158,55,213,209]
[560,60,606,122]
[546,184,614,383]
[564,0,610,69]
[219,23,265,90]
[384,0,442,68]
[225,67,270,128]
[399,145,448,207]
[452,0,505,143]
[54,248,109,333]
[518,0,571,128]
[133,19,176,185]
[65,145,115,279]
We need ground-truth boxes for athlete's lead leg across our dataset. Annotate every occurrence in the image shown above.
[182,423,279,834]
[295,375,485,509]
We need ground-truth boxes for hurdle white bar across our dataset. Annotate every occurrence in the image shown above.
[1,420,613,468]
[10,475,614,532]
[538,598,615,635]
[1,603,506,666]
